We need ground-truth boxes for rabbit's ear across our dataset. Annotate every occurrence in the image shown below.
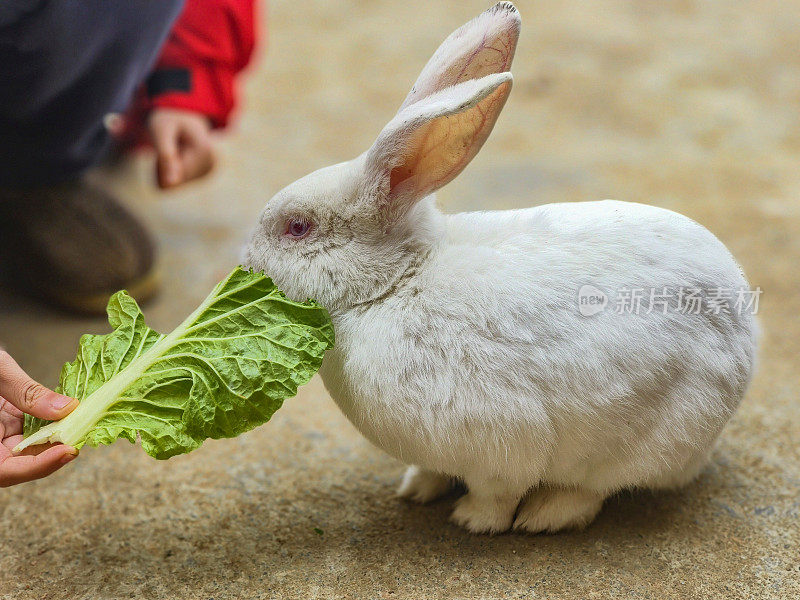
[400,2,520,111]
[364,72,512,220]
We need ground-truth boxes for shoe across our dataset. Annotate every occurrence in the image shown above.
[0,179,159,314]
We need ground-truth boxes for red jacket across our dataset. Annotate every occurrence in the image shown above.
[126,0,257,141]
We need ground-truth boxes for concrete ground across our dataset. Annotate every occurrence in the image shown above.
[1,1,799,598]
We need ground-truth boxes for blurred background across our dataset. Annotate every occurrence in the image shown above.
[1,1,798,598]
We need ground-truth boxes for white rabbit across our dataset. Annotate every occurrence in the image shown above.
[244,1,757,534]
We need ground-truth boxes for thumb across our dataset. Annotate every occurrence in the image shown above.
[158,145,183,189]
[0,351,77,420]
[151,120,183,188]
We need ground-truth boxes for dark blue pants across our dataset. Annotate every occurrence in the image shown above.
[0,0,184,188]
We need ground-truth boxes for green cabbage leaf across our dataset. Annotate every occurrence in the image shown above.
[15,267,334,459]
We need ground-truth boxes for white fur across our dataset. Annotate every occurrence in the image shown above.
[244,2,757,534]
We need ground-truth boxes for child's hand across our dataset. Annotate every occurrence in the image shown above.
[148,108,216,189]
[0,349,78,487]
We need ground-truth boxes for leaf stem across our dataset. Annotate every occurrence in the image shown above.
[12,278,228,453]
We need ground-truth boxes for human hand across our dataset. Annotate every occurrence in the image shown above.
[0,350,79,487]
[148,108,216,189]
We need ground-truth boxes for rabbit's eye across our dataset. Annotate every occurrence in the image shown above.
[286,217,311,239]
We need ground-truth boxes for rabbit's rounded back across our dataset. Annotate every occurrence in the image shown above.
[319,200,756,493]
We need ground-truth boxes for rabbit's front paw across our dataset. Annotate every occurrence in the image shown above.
[513,486,604,534]
[397,465,452,504]
[449,491,518,534]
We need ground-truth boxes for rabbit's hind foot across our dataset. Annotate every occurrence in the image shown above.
[513,486,604,534]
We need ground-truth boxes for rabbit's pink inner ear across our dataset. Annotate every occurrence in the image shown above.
[389,79,512,207]
[390,163,416,194]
